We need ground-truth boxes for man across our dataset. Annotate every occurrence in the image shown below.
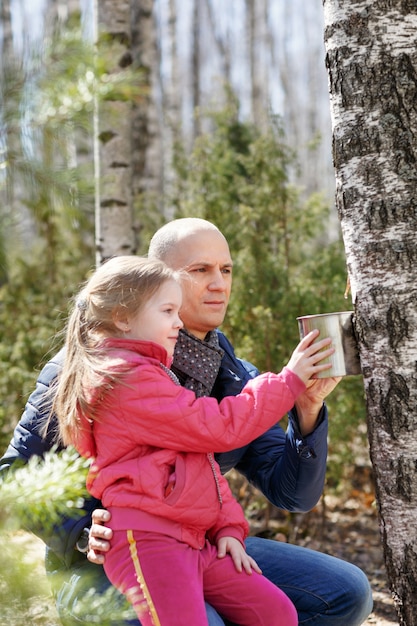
[0,218,372,625]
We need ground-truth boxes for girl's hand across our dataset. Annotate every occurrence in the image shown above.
[217,536,262,575]
[286,329,335,385]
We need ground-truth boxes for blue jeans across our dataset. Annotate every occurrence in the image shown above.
[51,538,372,625]
[245,537,373,625]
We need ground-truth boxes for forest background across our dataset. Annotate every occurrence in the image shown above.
[0,0,397,624]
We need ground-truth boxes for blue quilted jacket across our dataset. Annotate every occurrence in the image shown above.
[0,330,328,568]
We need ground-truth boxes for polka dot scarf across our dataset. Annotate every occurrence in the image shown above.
[171,328,224,398]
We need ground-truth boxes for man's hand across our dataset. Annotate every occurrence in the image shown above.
[87,509,113,565]
[217,536,262,575]
[295,376,341,436]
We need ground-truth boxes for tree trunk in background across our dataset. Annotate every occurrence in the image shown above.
[191,0,201,139]
[246,0,269,130]
[0,0,13,204]
[301,2,328,194]
[4,0,337,244]
[0,0,13,281]
[167,0,181,125]
[158,0,181,217]
[323,1,417,623]
[131,0,163,229]
[94,0,135,264]
[203,0,231,81]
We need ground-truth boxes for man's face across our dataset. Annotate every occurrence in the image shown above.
[166,229,233,339]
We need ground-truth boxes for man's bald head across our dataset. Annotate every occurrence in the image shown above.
[148,218,224,266]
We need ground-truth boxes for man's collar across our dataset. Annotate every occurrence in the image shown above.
[171,328,224,397]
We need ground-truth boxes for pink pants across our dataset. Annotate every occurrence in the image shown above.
[104,529,297,626]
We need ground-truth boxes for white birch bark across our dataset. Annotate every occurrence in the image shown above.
[246,0,270,131]
[1,0,14,197]
[191,0,201,139]
[94,0,135,264]
[131,0,161,201]
[323,1,417,623]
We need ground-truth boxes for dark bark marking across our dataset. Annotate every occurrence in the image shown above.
[374,0,417,13]
[388,456,417,501]
[119,51,133,68]
[100,199,127,208]
[367,198,417,230]
[381,372,410,438]
[402,542,417,621]
[325,34,417,179]
[363,240,416,272]
[99,130,117,144]
[387,302,409,350]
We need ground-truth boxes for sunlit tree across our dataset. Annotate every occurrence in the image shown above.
[323,2,417,623]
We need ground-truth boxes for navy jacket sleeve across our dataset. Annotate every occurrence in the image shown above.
[0,348,101,567]
[213,331,328,512]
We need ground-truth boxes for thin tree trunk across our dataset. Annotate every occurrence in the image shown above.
[157,0,181,218]
[191,0,201,139]
[0,0,14,204]
[323,2,417,624]
[245,0,269,130]
[94,0,135,264]
[167,0,181,124]
[0,0,14,281]
[203,0,231,81]
[131,0,162,225]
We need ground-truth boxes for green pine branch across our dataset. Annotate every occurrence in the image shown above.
[0,447,89,532]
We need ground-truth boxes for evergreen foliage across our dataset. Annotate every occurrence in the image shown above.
[1,35,367,601]
[0,447,88,530]
[0,14,145,451]
[0,246,93,453]
[0,10,372,625]
[172,96,367,488]
[0,449,89,626]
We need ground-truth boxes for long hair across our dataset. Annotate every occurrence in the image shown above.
[52,256,178,446]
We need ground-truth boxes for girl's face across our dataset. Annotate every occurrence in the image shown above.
[120,279,183,358]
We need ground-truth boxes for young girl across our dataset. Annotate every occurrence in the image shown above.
[53,255,334,626]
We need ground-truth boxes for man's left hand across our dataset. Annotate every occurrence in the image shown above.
[295,376,341,436]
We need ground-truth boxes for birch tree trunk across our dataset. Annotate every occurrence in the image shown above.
[191,0,201,139]
[0,0,14,204]
[131,0,162,220]
[0,0,13,280]
[245,0,270,130]
[323,1,417,623]
[157,0,181,216]
[94,0,135,264]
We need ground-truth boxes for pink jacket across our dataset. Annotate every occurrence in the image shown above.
[75,338,305,549]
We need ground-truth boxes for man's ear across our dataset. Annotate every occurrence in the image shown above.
[112,309,130,333]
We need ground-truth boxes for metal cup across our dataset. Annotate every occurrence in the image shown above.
[297,311,361,378]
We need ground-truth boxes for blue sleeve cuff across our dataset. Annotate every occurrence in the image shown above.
[288,403,328,459]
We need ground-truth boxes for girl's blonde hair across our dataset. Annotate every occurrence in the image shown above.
[52,255,178,446]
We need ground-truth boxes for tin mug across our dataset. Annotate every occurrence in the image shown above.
[297,311,361,378]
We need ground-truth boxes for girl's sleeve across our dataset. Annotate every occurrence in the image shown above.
[123,364,306,454]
